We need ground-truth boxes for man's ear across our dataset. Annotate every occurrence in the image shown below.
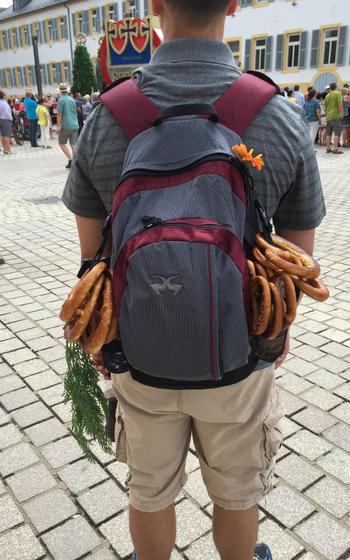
[152,0,163,16]
[227,0,238,16]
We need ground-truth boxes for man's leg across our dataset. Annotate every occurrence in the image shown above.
[213,504,258,560]
[59,143,71,159]
[130,505,176,560]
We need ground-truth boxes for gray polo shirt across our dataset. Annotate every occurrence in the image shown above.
[63,37,325,231]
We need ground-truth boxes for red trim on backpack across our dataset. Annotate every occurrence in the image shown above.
[207,245,217,381]
[112,162,246,218]
[113,220,250,319]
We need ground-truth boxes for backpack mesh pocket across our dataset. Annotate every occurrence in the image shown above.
[254,330,288,363]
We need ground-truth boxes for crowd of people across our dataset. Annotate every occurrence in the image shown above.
[1,80,350,159]
[0,87,99,158]
[284,83,350,154]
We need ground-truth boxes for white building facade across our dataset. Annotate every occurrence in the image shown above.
[225,0,350,92]
[0,0,349,95]
[0,0,151,95]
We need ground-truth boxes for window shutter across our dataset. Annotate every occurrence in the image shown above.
[265,36,273,71]
[299,31,307,68]
[67,61,72,82]
[95,8,102,33]
[275,34,284,70]
[72,13,77,37]
[56,63,62,84]
[52,18,58,41]
[0,70,4,88]
[82,10,90,34]
[135,0,141,17]
[45,64,50,85]
[30,65,36,86]
[241,0,252,6]
[310,29,320,68]
[38,22,44,43]
[337,26,347,66]
[15,27,20,48]
[62,15,68,39]
[10,67,15,86]
[122,1,126,17]
[245,39,251,70]
[20,66,25,85]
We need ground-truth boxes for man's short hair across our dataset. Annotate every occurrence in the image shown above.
[294,85,300,91]
[330,82,337,91]
[164,0,231,23]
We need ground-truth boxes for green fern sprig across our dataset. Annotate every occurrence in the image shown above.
[63,342,113,462]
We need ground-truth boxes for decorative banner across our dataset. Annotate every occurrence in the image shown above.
[99,17,162,86]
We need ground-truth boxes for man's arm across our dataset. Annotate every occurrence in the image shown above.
[275,228,315,256]
[75,215,111,260]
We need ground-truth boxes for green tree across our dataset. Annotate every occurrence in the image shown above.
[95,47,105,92]
[71,43,96,95]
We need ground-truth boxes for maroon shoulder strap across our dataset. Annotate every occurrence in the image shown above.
[214,73,277,136]
[100,79,159,141]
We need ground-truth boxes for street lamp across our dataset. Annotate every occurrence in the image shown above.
[32,33,42,97]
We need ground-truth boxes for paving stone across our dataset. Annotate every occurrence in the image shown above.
[284,429,332,460]
[295,512,350,560]
[0,361,14,377]
[23,487,78,533]
[316,448,350,484]
[89,549,117,560]
[0,442,39,476]
[14,358,48,377]
[24,417,69,446]
[258,518,303,560]
[38,383,64,407]
[185,532,220,560]
[0,524,45,560]
[77,479,128,524]
[175,499,212,549]
[0,374,25,396]
[89,441,115,465]
[7,462,57,502]
[106,461,130,490]
[0,422,23,449]
[0,493,24,531]
[283,357,318,376]
[50,357,67,375]
[291,345,325,362]
[334,383,350,400]
[0,480,6,494]
[0,386,38,411]
[305,369,344,390]
[41,436,84,468]
[331,402,350,423]
[323,422,350,452]
[306,476,350,518]
[276,453,323,490]
[2,348,37,365]
[261,484,314,528]
[38,345,66,363]
[18,327,46,342]
[52,401,72,422]
[279,390,306,416]
[185,450,200,474]
[25,370,61,392]
[0,329,15,342]
[292,406,337,434]
[321,341,350,358]
[42,515,101,560]
[0,406,10,426]
[11,401,53,428]
[315,355,349,374]
[100,511,134,557]
[58,458,109,494]
[302,386,342,411]
[184,469,211,507]
[0,338,25,353]
[276,372,313,395]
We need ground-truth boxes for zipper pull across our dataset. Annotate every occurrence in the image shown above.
[141,216,163,230]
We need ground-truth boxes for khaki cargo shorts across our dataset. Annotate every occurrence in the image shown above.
[112,365,284,513]
[58,127,78,146]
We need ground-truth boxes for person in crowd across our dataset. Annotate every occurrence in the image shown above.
[0,90,13,154]
[36,98,52,149]
[304,89,321,144]
[341,86,350,148]
[293,85,305,108]
[24,89,39,147]
[91,92,100,103]
[287,89,297,103]
[325,82,344,154]
[57,83,79,169]
[82,95,92,119]
[63,1,325,559]
[316,93,327,146]
[45,93,55,138]
[74,92,84,134]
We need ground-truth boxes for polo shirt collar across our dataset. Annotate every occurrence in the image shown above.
[151,37,236,68]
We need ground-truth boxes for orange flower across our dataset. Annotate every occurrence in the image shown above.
[232,144,264,171]
[251,154,264,171]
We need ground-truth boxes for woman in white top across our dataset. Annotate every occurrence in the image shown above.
[0,90,13,154]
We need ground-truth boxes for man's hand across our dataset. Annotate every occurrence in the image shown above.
[91,351,111,380]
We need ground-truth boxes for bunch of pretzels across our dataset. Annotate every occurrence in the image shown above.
[59,262,118,354]
[249,233,329,340]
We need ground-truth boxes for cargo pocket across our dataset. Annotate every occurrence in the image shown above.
[114,403,127,463]
[260,386,285,494]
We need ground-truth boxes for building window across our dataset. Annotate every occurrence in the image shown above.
[14,66,22,87]
[58,16,68,40]
[226,38,242,68]
[91,8,99,32]
[10,28,19,49]
[25,65,32,86]
[286,33,300,68]
[76,12,83,34]
[322,28,338,65]
[254,37,266,70]
[107,4,115,20]
[62,61,70,82]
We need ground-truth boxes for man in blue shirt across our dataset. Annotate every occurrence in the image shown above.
[294,85,305,109]
[24,90,39,147]
[57,83,79,169]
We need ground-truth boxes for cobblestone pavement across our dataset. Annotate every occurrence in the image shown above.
[1,141,350,560]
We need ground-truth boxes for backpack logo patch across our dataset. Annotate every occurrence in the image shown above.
[150,275,183,296]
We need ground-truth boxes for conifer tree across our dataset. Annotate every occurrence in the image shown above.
[71,44,96,95]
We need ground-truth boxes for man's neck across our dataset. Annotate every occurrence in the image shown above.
[161,18,225,43]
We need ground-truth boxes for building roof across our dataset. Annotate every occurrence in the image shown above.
[0,0,66,22]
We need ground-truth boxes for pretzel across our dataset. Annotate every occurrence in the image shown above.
[255,262,269,280]
[271,271,297,330]
[250,276,271,336]
[60,262,107,322]
[256,234,320,279]
[247,260,256,278]
[292,277,329,302]
[263,282,284,340]
[82,274,115,354]
[64,275,105,342]
[252,247,280,272]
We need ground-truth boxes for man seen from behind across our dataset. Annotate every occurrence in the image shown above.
[57,83,79,169]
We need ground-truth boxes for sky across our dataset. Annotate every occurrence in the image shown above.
[0,0,12,8]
